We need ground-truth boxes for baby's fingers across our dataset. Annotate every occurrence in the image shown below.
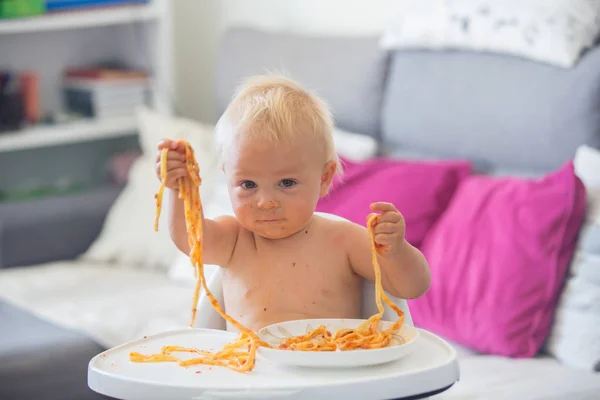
[378,211,403,224]
[166,150,186,161]
[374,233,397,245]
[374,222,397,235]
[156,149,185,163]
[167,160,187,171]
[156,164,188,189]
[166,167,188,185]
[367,213,380,227]
[370,202,397,213]
[158,139,185,152]
[156,160,187,175]
[373,233,395,253]
[157,139,174,150]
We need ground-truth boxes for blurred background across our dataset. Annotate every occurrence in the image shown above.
[173,0,408,123]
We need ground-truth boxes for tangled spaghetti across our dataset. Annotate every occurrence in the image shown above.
[129,139,405,372]
[131,140,267,372]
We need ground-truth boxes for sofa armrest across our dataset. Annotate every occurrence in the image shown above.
[0,186,122,269]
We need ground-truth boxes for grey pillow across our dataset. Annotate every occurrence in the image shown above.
[381,46,600,173]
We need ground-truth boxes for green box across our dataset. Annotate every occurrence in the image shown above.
[0,0,45,19]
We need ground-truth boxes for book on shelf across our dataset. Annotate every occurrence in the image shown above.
[0,70,40,132]
[62,67,149,119]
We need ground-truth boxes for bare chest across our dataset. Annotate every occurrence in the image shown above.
[221,235,362,325]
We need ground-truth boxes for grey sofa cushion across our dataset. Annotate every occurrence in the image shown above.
[381,46,600,173]
[215,27,388,139]
[0,300,107,400]
[0,186,122,268]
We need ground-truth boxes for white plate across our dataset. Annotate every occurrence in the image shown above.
[257,318,419,368]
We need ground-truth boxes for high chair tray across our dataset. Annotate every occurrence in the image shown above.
[88,328,459,400]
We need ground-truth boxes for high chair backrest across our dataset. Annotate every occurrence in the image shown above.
[193,212,413,331]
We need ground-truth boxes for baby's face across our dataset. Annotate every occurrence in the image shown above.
[223,134,334,239]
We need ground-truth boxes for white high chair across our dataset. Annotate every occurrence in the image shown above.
[88,214,460,400]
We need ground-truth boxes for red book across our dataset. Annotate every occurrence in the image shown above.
[19,72,40,124]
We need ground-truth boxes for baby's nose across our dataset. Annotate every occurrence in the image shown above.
[257,198,280,209]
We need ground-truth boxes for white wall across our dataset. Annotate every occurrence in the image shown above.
[173,0,409,124]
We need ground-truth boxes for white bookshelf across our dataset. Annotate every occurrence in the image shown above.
[0,117,137,153]
[0,4,161,35]
[0,0,174,153]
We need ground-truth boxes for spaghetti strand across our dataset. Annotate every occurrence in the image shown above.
[136,141,265,372]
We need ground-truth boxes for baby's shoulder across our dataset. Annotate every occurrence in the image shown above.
[313,212,349,228]
[313,212,365,237]
[213,214,243,234]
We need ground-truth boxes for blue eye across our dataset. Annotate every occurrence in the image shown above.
[241,181,257,189]
[279,179,296,188]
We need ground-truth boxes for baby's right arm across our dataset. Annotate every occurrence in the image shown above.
[156,139,239,267]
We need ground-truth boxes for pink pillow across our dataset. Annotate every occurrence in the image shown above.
[316,156,472,247]
[409,161,586,357]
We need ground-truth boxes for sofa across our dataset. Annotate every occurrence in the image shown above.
[1,25,600,400]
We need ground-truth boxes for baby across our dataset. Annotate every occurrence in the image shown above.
[156,75,431,332]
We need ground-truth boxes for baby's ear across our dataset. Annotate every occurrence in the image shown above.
[319,161,337,196]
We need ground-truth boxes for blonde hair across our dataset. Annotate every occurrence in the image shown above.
[215,74,342,176]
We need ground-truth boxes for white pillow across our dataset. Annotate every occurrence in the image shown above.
[333,128,378,162]
[380,0,600,68]
[546,145,600,371]
[81,106,221,271]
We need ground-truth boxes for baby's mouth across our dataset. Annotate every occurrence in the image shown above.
[258,218,283,223]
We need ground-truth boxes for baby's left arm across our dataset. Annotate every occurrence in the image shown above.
[346,202,431,299]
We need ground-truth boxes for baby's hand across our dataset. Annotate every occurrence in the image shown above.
[155,139,188,190]
[369,202,406,255]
